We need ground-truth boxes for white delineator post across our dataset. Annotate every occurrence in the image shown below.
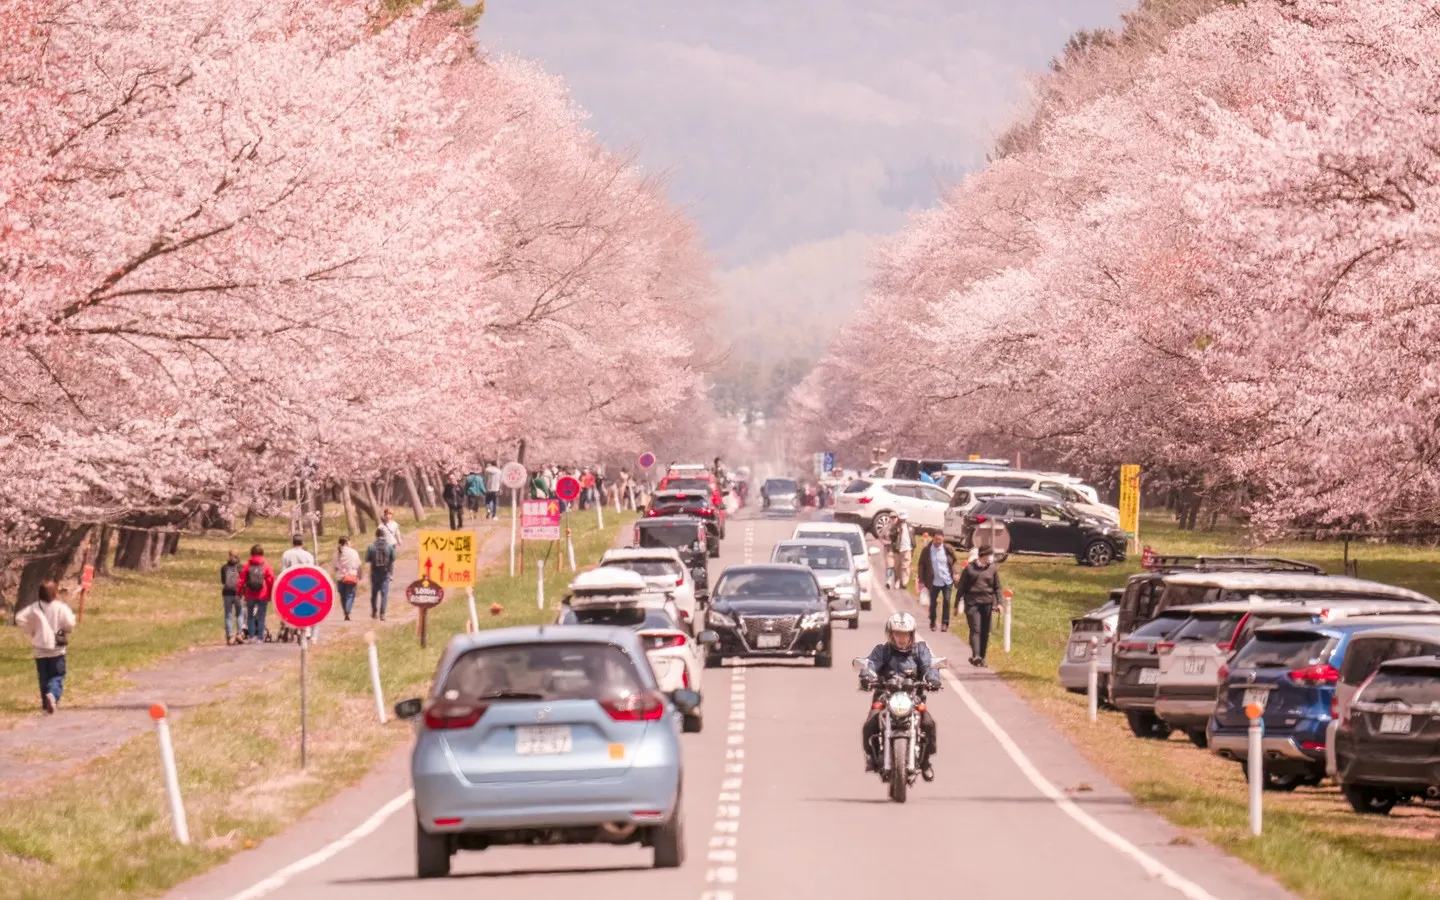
[466,586,480,634]
[1086,637,1099,722]
[567,529,577,572]
[509,489,518,577]
[365,631,386,725]
[1002,589,1013,653]
[1247,703,1264,836]
[149,703,190,845]
[537,559,546,610]
[596,497,604,529]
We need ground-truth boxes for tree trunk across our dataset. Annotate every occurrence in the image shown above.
[313,484,326,537]
[401,468,426,522]
[163,532,181,555]
[95,526,113,577]
[375,472,392,509]
[362,480,384,529]
[517,438,527,464]
[16,520,93,612]
[340,482,361,537]
[148,531,165,569]
[244,507,256,528]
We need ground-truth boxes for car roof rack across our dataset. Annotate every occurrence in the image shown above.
[1138,552,1323,575]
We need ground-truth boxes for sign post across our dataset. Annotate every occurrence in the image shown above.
[272,565,335,769]
[554,476,581,570]
[1119,464,1141,552]
[414,529,474,648]
[466,586,480,634]
[501,463,528,577]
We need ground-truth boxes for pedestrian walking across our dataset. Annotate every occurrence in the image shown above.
[221,550,244,644]
[465,470,484,514]
[580,468,596,510]
[618,468,634,510]
[483,460,502,519]
[918,531,958,632]
[240,544,275,642]
[281,534,315,572]
[885,512,914,590]
[16,580,77,714]
[333,536,362,620]
[365,526,394,621]
[957,544,1004,667]
[380,508,401,549]
[443,475,465,529]
[529,469,549,501]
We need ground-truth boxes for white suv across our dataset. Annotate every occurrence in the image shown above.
[946,471,1120,523]
[833,477,949,535]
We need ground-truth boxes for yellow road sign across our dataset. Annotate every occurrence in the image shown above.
[1119,465,1141,536]
[418,530,477,588]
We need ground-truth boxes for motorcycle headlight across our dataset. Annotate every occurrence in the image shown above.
[801,610,829,629]
[708,610,735,627]
[886,692,915,718]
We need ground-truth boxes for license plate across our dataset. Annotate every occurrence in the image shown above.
[1183,657,1206,675]
[1379,713,1412,734]
[1139,667,1159,684]
[756,634,782,649]
[514,725,572,755]
[1243,688,1269,709]
[1069,643,1089,661]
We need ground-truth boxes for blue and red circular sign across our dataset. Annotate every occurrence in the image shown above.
[555,475,581,502]
[638,451,656,470]
[273,565,335,628]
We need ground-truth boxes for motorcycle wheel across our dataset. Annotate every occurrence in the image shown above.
[888,736,909,803]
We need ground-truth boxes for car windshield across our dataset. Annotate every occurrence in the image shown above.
[606,559,681,578]
[1173,614,1245,643]
[764,479,798,493]
[560,606,676,630]
[1231,631,1336,669]
[638,524,702,550]
[799,530,865,555]
[1131,614,1189,639]
[714,570,818,598]
[773,545,850,571]
[441,642,645,701]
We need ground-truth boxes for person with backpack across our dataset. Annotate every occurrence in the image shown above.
[240,544,275,642]
[16,580,78,714]
[465,470,485,514]
[365,526,394,620]
[221,550,244,645]
[443,476,465,529]
[483,460,502,519]
[332,536,362,621]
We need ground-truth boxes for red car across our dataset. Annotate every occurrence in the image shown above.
[657,475,727,536]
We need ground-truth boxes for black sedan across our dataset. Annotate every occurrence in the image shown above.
[703,564,834,668]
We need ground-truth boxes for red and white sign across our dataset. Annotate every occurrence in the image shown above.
[554,475,581,503]
[273,565,335,628]
[521,499,562,541]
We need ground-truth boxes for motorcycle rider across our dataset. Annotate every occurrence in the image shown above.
[860,612,941,781]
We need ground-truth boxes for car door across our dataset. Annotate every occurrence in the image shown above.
[1038,503,1082,554]
[999,501,1047,552]
[912,483,951,530]
[944,489,973,539]
[883,483,922,521]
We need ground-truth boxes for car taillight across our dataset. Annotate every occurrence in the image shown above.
[647,509,658,517]
[423,702,486,730]
[682,667,690,688]
[972,515,987,523]
[1330,694,1339,719]
[1156,641,1175,655]
[1215,641,1232,653]
[601,691,666,721]
[858,496,873,504]
[1288,664,1339,686]
[675,575,685,586]
[1217,664,1229,683]
[644,633,687,649]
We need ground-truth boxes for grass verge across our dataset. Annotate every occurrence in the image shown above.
[982,513,1440,900]
[0,512,633,900]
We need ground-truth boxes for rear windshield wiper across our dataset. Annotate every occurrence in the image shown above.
[476,691,545,701]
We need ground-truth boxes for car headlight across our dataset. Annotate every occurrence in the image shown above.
[886,693,915,718]
[708,610,736,627]
[801,610,829,629]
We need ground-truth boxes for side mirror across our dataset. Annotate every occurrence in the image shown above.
[851,656,871,673]
[672,688,701,715]
[394,698,423,720]
[698,630,719,646]
[868,546,881,555]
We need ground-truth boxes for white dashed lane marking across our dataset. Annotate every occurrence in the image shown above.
[701,664,746,899]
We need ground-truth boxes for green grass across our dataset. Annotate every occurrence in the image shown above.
[982,512,1440,900]
[0,512,633,900]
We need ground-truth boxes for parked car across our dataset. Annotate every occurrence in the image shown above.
[646,490,724,552]
[760,477,801,514]
[792,521,880,610]
[770,538,861,629]
[633,515,711,591]
[599,547,700,620]
[944,470,1120,523]
[1113,556,1324,638]
[393,625,697,877]
[1150,571,1433,629]
[1207,619,1434,790]
[958,497,1128,566]
[1335,653,1440,814]
[873,457,1011,481]
[1058,588,1123,697]
[703,564,835,667]
[557,593,717,733]
[1110,609,1195,738]
[1325,620,1440,777]
[943,487,1057,545]
[833,477,950,535]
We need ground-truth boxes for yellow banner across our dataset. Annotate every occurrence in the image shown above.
[1119,465,1141,535]
[417,530,476,588]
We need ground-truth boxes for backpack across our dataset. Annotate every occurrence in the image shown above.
[372,541,393,569]
[244,562,266,593]
[223,565,239,592]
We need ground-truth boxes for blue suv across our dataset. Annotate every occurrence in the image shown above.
[1208,620,1411,790]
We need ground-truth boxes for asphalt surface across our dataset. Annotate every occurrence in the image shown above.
[167,510,1299,900]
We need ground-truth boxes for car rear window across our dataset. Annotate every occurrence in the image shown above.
[559,606,676,630]
[1340,636,1440,686]
[764,479,797,493]
[1231,631,1336,669]
[773,545,850,570]
[714,570,819,598]
[1156,584,1222,610]
[441,642,645,701]
[800,530,865,555]
[1362,669,1440,704]
[1131,613,1189,639]
[652,495,711,511]
[637,524,703,549]
[607,559,681,578]
[844,480,871,494]
[1172,614,1245,644]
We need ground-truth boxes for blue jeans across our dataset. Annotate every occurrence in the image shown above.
[485,492,498,518]
[36,655,66,704]
[338,581,357,617]
[371,568,392,616]
[246,600,269,640]
[224,594,243,640]
[928,583,953,627]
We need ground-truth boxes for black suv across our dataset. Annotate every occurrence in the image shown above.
[960,496,1128,566]
[633,515,712,592]
[645,490,722,556]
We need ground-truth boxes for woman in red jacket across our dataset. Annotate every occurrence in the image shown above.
[239,544,275,642]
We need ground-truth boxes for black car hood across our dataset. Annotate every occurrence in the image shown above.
[712,597,824,617]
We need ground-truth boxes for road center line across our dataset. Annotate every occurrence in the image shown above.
[874,586,1223,900]
[701,664,745,900]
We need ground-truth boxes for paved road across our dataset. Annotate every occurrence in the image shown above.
[167,511,1299,900]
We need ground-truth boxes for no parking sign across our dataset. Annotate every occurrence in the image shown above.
[273,566,335,628]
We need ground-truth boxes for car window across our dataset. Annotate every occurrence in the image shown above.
[637,525,704,550]
[442,642,645,701]
[605,560,682,578]
[1130,613,1189,639]
[666,478,712,492]
[1009,502,1041,518]
[800,530,865,555]
[1341,637,1440,686]
[652,494,710,510]
[559,606,677,630]
[764,479,798,493]
[844,480,871,494]
[948,489,972,509]
[1172,614,1245,644]
[1230,632,1336,669]
[714,570,820,598]
[773,545,850,570]
[918,485,950,504]
[1154,583,1221,614]
[1363,670,1440,704]
[1037,482,1067,501]
[1236,613,1317,650]
[1039,505,1068,522]
[884,484,918,499]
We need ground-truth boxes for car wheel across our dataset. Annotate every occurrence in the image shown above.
[1185,729,1209,749]
[415,821,452,879]
[861,600,872,611]
[815,651,833,668]
[1241,766,1304,792]
[1084,541,1115,567]
[708,543,720,558]
[652,808,685,868]
[1124,710,1173,740]
[705,653,723,669]
[847,617,859,630]
[1342,783,1397,815]
[682,712,703,734]
[870,511,894,536]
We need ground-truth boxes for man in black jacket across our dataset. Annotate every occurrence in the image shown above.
[956,544,1003,667]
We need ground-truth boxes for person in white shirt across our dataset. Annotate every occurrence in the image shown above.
[16,580,78,714]
[381,508,402,549]
[281,535,316,572]
[332,536,363,621]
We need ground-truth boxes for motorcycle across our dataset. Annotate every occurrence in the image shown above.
[854,657,947,803]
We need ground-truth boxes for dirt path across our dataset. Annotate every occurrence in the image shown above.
[0,521,508,800]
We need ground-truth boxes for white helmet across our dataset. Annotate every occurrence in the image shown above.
[885,612,917,649]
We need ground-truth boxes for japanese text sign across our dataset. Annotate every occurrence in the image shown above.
[521,499,562,541]
[418,530,476,588]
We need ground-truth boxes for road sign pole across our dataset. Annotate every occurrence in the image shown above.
[1003,590,1013,653]
[596,496,604,529]
[365,631,386,725]
[567,528,577,572]
[300,632,308,769]
[418,607,428,649]
[537,559,546,610]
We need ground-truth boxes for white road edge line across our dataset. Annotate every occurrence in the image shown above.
[226,790,414,900]
[874,587,1223,900]
[702,664,745,900]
